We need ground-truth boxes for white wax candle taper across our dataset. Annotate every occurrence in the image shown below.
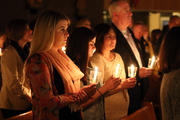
[150,56,155,68]
[0,48,2,56]
[93,67,98,83]
[130,64,134,78]
[115,64,120,78]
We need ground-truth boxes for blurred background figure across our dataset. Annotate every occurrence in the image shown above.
[142,25,154,58]
[0,25,7,51]
[150,29,162,56]
[157,15,180,56]
[168,15,180,29]
[75,17,92,29]
[159,26,180,120]
[0,19,32,119]
[133,22,154,66]
[0,25,7,90]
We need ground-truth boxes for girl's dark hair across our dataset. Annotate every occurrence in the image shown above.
[159,26,180,73]
[6,19,28,42]
[66,27,95,85]
[94,23,114,53]
[151,29,161,43]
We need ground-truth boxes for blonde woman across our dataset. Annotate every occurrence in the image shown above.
[24,11,96,120]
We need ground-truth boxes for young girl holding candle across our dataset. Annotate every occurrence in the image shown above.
[66,27,121,120]
[90,23,136,119]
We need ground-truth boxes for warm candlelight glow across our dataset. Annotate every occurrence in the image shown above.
[93,66,98,83]
[128,64,137,78]
[130,64,134,78]
[93,49,96,54]
[61,46,66,53]
[114,64,120,78]
[0,48,2,56]
[148,56,156,68]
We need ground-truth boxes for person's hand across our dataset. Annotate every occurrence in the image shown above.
[139,67,153,78]
[103,76,121,91]
[78,84,97,103]
[120,77,136,89]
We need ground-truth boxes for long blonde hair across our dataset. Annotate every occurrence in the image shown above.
[22,10,70,98]
[30,10,70,56]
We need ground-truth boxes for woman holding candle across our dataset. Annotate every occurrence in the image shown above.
[23,11,97,120]
[66,27,121,120]
[90,23,136,119]
[159,27,180,120]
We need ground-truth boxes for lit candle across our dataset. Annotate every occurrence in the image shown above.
[93,66,98,83]
[93,49,96,54]
[128,64,137,78]
[0,48,2,56]
[115,64,120,78]
[130,64,134,78]
[61,46,66,53]
[150,56,155,68]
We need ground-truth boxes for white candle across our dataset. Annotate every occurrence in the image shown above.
[0,48,2,56]
[150,56,155,68]
[130,64,134,78]
[93,67,98,83]
[115,64,120,78]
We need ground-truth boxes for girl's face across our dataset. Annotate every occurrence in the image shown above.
[102,29,116,51]
[88,37,96,57]
[54,20,69,49]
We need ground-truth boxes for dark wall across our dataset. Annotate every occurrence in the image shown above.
[0,0,29,24]
[0,0,104,27]
[0,0,77,25]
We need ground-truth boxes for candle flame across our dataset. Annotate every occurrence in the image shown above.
[62,46,66,53]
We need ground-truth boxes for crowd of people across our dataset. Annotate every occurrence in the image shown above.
[0,0,180,120]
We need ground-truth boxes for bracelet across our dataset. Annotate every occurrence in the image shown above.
[97,89,103,97]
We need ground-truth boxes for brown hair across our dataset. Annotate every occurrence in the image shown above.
[6,19,28,42]
[158,26,180,73]
[66,27,95,85]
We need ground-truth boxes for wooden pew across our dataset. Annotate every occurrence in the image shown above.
[6,111,32,120]
[121,102,157,120]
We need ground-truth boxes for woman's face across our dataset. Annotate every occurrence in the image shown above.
[103,29,116,51]
[54,20,69,49]
[23,25,33,42]
[88,37,96,58]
